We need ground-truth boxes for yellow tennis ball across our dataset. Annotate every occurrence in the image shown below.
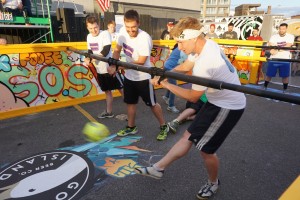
[82,122,110,142]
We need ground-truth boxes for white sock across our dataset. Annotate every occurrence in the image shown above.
[210,179,218,185]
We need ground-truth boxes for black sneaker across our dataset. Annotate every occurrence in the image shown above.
[97,111,114,119]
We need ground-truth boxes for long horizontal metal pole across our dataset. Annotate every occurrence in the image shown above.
[218,43,298,51]
[67,47,300,105]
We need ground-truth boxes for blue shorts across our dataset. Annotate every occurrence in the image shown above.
[266,61,291,78]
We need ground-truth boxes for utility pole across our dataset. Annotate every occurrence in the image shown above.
[203,0,207,21]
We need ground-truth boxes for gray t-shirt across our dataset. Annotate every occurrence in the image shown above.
[222,31,238,39]
[206,32,219,39]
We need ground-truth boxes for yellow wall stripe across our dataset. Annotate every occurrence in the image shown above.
[0,93,108,120]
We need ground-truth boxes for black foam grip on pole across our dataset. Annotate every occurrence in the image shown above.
[149,67,165,77]
[87,49,93,62]
[149,67,166,84]
[67,47,300,105]
[107,57,119,66]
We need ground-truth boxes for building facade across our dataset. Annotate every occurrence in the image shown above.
[108,0,201,21]
[234,4,265,16]
[199,0,231,21]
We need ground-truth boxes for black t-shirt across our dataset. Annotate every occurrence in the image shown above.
[161,30,172,40]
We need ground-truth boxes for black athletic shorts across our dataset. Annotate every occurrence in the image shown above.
[188,102,244,154]
[123,77,157,106]
[97,73,123,91]
[186,99,205,114]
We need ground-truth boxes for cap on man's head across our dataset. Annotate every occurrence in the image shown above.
[210,24,216,28]
[167,22,174,27]
[280,23,288,27]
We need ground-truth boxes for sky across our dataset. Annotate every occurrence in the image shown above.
[230,0,300,17]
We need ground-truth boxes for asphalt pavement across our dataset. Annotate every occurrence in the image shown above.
[0,83,300,200]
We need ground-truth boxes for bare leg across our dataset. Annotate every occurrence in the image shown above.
[155,131,193,169]
[265,76,272,82]
[151,103,165,126]
[282,77,289,84]
[176,108,196,122]
[105,90,113,113]
[186,114,196,121]
[127,104,136,127]
[200,152,219,183]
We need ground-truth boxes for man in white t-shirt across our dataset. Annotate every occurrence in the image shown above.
[2,0,23,16]
[134,17,246,199]
[107,20,118,42]
[84,16,123,119]
[264,23,295,92]
[107,10,169,140]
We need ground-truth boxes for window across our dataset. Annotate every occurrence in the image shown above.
[218,7,229,14]
[207,0,217,5]
[207,7,216,14]
[219,0,229,5]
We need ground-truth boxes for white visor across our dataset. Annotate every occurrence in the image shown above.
[175,27,204,41]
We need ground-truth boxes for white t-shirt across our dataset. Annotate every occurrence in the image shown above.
[110,32,118,42]
[190,39,246,110]
[87,30,112,74]
[3,0,22,9]
[117,27,152,81]
[269,33,294,59]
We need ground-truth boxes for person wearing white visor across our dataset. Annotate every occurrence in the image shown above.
[135,16,246,200]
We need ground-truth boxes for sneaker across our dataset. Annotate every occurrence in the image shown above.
[162,96,169,105]
[117,126,138,137]
[97,111,114,119]
[167,106,180,113]
[156,124,169,141]
[197,179,220,199]
[167,120,180,133]
[134,165,164,179]
[282,89,289,94]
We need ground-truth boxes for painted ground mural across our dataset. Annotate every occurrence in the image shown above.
[0,134,157,199]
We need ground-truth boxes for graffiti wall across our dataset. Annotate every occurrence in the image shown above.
[0,50,101,113]
[150,45,170,68]
[214,39,265,84]
[204,15,264,40]
[203,15,298,41]
[0,43,172,116]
